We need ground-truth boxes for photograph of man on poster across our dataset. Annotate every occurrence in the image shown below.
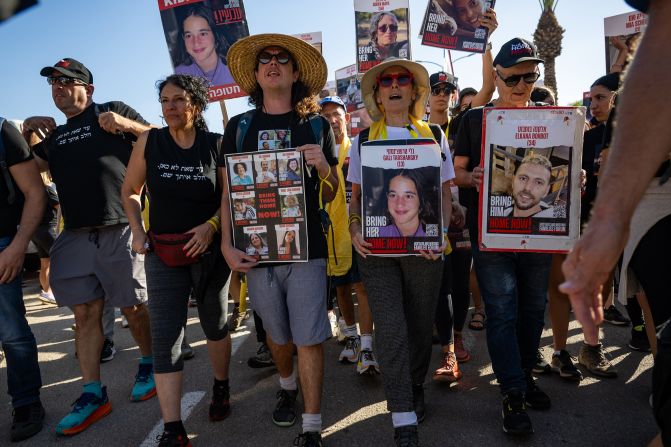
[504,154,556,218]
[255,158,277,184]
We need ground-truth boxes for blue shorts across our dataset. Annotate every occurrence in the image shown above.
[246,259,331,346]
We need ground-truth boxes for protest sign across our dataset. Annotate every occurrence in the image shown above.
[335,64,372,137]
[420,0,495,53]
[360,139,443,255]
[158,0,249,102]
[226,149,308,262]
[604,10,647,73]
[354,0,411,73]
[293,31,323,54]
[479,107,585,253]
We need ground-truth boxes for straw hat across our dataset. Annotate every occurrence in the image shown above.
[361,58,430,122]
[227,33,327,96]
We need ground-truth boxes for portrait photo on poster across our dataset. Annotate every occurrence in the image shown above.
[354,0,411,73]
[419,0,495,53]
[158,0,249,101]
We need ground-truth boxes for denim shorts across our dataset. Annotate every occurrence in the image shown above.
[246,259,331,346]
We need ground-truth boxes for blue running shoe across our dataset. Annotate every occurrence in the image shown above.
[56,387,111,436]
[131,362,156,402]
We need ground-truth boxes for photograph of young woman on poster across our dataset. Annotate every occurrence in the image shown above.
[246,232,268,256]
[278,229,300,255]
[173,4,235,86]
[378,170,438,237]
[284,158,302,181]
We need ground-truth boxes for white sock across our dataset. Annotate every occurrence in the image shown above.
[344,324,358,338]
[360,334,373,351]
[279,370,297,391]
[302,413,322,433]
[392,411,418,428]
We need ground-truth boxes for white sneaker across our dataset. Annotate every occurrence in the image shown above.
[336,318,347,344]
[339,336,360,363]
[328,311,338,337]
[357,349,380,375]
[38,291,57,305]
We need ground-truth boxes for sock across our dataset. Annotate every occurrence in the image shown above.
[361,334,373,351]
[302,413,322,433]
[344,324,358,338]
[140,355,153,365]
[214,378,229,390]
[83,381,103,399]
[164,420,187,436]
[279,370,297,391]
[392,411,418,428]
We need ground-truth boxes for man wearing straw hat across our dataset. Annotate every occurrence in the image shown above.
[219,33,339,447]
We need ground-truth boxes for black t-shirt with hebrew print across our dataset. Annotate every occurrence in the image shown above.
[0,120,33,238]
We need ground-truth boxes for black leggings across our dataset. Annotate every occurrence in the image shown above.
[435,249,472,346]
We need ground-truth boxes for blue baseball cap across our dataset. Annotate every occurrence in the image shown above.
[319,96,346,110]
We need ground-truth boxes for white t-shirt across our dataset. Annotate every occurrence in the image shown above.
[347,124,455,185]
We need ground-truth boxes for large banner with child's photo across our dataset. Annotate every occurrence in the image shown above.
[158,0,249,102]
[226,149,309,262]
[420,0,495,53]
[479,107,585,253]
[360,139,443,255]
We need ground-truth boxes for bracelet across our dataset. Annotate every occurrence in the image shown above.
[206,218,221,232]
[349,214,362,225]
[318,165,331,182]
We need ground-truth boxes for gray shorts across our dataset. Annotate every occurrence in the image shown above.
[246,259,331,346]
[50,225,147,308]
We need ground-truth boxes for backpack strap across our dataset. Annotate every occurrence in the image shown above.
[0,117,17,205]
[235,110,256,153]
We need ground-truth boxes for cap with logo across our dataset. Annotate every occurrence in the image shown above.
[39,58,93,84]
[429,71,457,90]
[493,38,544,68]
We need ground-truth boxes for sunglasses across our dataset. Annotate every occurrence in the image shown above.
[377,73,414,88]
[257,51,291,65]
[431,86,455,96]
[378,24,398,33]
[47,76,86,86]
[496,70,540,87]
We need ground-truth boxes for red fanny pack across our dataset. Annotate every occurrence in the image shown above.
[148,232,199,267]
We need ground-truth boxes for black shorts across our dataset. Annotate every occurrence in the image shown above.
[30,225,57,258]
[331,249,361,288]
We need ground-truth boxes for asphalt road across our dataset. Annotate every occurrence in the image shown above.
[0,273,658,447]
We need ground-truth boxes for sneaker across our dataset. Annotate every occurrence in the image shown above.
[228,305,249,332]
[339,336,360,364]
[156,430,191,447]
[56,387,112,435]
[628,325,651,352]
[502,390,533,436]
[130,363,157,401]
[550,350,583,382]
[100,338,116,363]
[524,372,551,410]
[328,311,339,337]
[293,431,323,446]
[432,351,462,383]
[603,305,630,326]
[578,343,618,378]
[412,384,426,424]
[209,382,231,421]
[272,389,298,427]
[181,340,195,361]
[11,401,45,442]
[532,350,551,374]
[247,342,275,368]
[38,291,57,305]
[454,334,470,363]
[336,318,347,344]
[357,349,380,375]
[121,315,129,328]
[394,425,419,447]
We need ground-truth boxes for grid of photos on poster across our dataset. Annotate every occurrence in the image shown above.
[479,107,585,253]
[226,148,308,263]
[360,139,443,256]
[419,0,495,53]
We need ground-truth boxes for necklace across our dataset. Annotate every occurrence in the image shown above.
[195,58,221,85]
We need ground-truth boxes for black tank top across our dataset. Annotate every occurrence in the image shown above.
[145,127,222,234]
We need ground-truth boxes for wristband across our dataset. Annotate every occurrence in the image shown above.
[349,213,362,226]
[207,218,221,232]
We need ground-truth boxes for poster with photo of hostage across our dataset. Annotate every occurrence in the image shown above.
[419,0,495,53]
[360,138,443,255]
[604,11,647,74]
[479,107,585,253]
[293,31,323,54]
[226,149,309,263]
[158,0,249,102]
[354,0,411,74]
[335,64,373,137]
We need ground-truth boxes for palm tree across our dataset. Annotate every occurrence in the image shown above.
[533,0,564,102]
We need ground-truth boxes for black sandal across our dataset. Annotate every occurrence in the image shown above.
[468,309,486,331]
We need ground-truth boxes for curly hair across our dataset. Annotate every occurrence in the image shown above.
[174,4,230,67]
[157,74,209,131]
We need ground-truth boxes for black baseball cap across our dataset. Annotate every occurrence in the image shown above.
[40,58,93,84]
[493,38,544,68]
[429,71,457,90]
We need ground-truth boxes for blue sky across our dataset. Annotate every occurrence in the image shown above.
[0,0,634,134]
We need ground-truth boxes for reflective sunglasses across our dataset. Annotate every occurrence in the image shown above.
[47,76,86,86]
[431,86,455,96]
[257,51,291,65]
[377,73,414,88]
[378,24,398,33]
[496,70,540,87]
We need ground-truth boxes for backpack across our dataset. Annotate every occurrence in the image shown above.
[0,117,17,205]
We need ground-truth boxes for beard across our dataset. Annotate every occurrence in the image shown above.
[513,191,541,211]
